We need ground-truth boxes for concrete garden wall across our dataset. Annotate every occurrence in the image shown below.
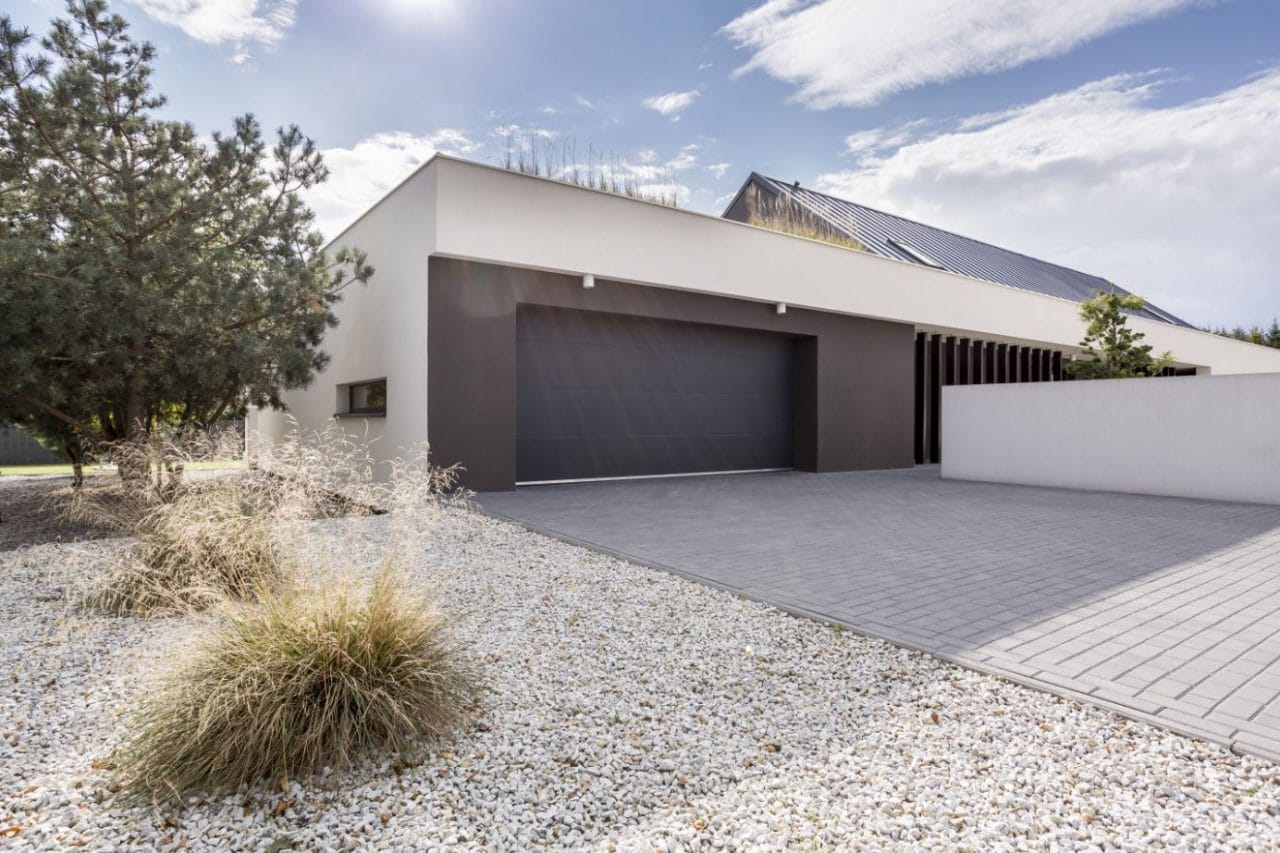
[941,373,1280,505]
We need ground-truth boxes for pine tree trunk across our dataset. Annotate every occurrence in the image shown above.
[116,371,150,488]
[65,443,84,489]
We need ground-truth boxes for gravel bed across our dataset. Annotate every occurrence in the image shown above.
[0,479,117,552]
[2,508,1279,851]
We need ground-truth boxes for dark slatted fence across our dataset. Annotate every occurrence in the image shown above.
[913,333,1067,465]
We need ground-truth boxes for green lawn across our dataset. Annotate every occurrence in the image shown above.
[0,460,244,477]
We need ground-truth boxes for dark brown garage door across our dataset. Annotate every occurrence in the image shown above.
[516,306,795,483]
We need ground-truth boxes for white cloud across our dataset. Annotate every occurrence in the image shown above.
[128,0,296,60]
[666,143,700,171]
[843,120,930,157]
[813,70,1280,327]
[715,190,739,208]
[706,162,732,179]
[492,124,558,141]
[306,130,476,239]
[722,0,1213,108]
[643,89,700,117]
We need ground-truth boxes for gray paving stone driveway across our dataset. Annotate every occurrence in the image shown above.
[480,467,1280,762]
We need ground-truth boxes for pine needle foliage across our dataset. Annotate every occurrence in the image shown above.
[1066,290,1176,379]
[0,2,373,479]
[1209,319,1280,349]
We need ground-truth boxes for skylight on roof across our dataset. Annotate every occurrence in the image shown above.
[1141,302,1182,325]
[887,238,945,270]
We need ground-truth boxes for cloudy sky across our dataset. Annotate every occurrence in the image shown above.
[12,0,1280,327]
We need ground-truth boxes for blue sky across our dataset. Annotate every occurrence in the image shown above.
[13,0,1280,327]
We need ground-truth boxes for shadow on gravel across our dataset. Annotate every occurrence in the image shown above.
[0,480,119,551]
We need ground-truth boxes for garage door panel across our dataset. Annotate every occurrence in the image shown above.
[519,388,793,438]
[518,338,789,397]
[517,307,795,481]
[519,308,789,359]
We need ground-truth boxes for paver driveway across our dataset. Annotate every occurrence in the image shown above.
[480,467,1280,761]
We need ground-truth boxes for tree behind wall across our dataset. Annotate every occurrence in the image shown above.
[1210,320,1280,349]
[1065,291,1175,379]
[0,1,372,483]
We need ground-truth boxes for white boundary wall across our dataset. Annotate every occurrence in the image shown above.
[941,374,1280,505]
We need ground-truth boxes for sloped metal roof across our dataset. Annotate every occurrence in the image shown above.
[741,173,1190,327]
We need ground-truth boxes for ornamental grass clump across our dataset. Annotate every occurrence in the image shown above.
[78,425,380,615]
[85,480,284,615]
[109,429,477,799]
[113,563,478,801]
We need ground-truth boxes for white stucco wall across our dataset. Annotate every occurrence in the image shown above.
[940,375,1280,505]
[251,159,437,470]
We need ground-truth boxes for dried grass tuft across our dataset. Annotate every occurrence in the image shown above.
[748,195,866,252]
[59,481,156,538]
[113,561,479,801]
[501,133,683,207]
[102,422,479,799]
[85,479,284,615]
[77,424,394,616]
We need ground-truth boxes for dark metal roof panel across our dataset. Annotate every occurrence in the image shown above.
[749,174,1190,327]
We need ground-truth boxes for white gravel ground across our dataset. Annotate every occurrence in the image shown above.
[3,508,1279,851]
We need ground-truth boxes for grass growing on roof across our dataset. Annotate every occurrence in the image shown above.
[747,195,866,252]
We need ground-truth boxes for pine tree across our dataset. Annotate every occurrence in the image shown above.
[1208,320,1280,350]
[1066,290,1175,379]
[0,2,372,483]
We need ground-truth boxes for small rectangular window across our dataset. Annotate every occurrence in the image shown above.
[347,379,387,415]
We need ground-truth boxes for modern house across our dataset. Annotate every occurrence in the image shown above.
[250,155,1280,490]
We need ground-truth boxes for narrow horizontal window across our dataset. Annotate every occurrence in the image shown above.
[347,379,387,416]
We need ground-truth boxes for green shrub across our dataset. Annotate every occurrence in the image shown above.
[113,564,478,800]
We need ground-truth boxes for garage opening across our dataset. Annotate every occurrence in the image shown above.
[516,306,795,483]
